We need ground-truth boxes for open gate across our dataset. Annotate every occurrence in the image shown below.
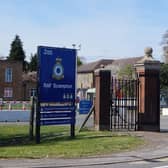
[110,77,139,131]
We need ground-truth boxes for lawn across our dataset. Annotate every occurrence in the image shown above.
[0,125,144,158]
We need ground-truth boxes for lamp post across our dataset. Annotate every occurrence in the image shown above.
[72,44,81,51]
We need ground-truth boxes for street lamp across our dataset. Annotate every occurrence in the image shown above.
[72,44,81,51]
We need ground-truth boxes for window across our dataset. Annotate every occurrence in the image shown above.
[4,88,13,98]
[5,68,12,82]
[30,88,37,97]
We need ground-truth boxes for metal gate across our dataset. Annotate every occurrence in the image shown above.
[110,77,139,131]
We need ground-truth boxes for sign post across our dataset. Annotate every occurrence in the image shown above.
[36,46,76,143]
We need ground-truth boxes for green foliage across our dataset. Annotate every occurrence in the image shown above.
[23,60,29,72]
[8,35,25,62]
[8,35,26,71]
[118,64,134,79]
[77,56,83,66]
[117,65,136,98]
[160,63,168,90]
[0,125,143,158]
[29,53,37,71]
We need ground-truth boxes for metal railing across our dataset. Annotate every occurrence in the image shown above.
[110,78,139,131]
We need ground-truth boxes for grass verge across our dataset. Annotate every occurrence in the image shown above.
[0,125,144,158]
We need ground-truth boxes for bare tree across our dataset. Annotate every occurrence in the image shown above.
[161,30,168,63]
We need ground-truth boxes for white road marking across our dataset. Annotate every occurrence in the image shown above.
[156,158,168,162]
[153,165,168,168]
[129,160,149,164]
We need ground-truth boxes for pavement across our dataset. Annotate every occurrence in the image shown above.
[0,116,168,167]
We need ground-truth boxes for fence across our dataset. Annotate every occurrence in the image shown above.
[110,77,139,130]
[0,101,31,111]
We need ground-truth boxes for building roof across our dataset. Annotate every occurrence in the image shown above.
[77,57,143,73]
[110,56,143,67]
[77,59,113,73]
[0,59,22,63]
[0,56,7,60]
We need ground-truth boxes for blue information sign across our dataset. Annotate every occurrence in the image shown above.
[37,46,76,126]
[79,100,93,114]
[40,118,75,126]
[38,46,76,103]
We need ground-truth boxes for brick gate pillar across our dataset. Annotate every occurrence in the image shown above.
[134,47,160,131]
[94,70,111,131]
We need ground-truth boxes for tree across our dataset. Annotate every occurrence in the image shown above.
[160,63,168,105]
[116,64,135,97]
[8,35,26,62]
[160,63,168,90]
[117,64,134,79]
[161,30,168,63]
[77,56,83,66]
[29,53,37,71]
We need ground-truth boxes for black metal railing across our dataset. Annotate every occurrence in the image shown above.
[110,77,139,131]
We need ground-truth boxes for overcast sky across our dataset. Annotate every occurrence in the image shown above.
[0,0,168,62]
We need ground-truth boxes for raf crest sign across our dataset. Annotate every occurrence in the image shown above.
[52,57,64,80]
[38,46,76,103]
[36,46,77,143]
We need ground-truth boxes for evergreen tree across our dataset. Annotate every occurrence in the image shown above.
[29,53,37,71]
[8,35,25,62]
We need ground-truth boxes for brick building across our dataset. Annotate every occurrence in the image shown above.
[0,60,23,100]
[22,71,37,100]
[77,57,143,90]
[77,59,113,89]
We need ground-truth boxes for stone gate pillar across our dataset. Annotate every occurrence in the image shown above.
[134,47,160,131]
[94,70,111,131]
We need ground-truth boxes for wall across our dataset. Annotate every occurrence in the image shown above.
[23,81,37,100]
[77,72,94,88]
[0,60,23,100]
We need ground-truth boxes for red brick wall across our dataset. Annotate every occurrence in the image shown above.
[0,60,23,100]
[23,81,37,100]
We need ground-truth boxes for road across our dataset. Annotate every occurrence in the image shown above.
[1,157,168,168]
[79,159,168,168]
[160,115,168,131]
